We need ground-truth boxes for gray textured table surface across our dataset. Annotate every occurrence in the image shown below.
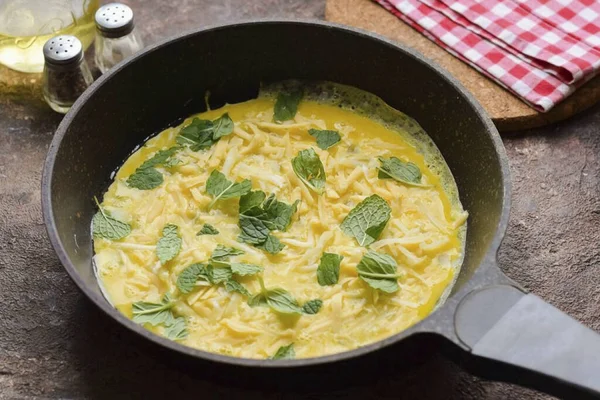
[1,1,599,399]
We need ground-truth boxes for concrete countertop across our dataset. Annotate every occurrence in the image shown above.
[1,1,599,398]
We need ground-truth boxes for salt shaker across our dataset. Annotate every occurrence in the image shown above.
[94,3,144,73]
[42,35,94,114]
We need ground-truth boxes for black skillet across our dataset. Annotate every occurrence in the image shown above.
[41,21,600,398]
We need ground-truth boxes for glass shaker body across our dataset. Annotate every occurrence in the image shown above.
[94,3,143,73]
[42,35,94,114]
[94,27,143,73]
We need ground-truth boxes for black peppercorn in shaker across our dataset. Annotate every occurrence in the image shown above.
[42,35,94,114]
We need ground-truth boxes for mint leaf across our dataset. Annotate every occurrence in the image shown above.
[92,199,131,240]
[176,263,210,294]
[230,263,263,276]
[270,343,295,360]
[92,211,131,240]
[206,170,252,207]
[239,190,266,214]
[255,288,303,314]
[356,250,401,293]
[209,266,233,284]
[156,224,182,264]
[127,167,163,190]
[224,280,251,297]
[308,129,341,150]
[262,195,299,231]
[377,157,423,186]
[291,148,326,194]
[212,113,234,140]
[360,277,399,293]
[238,214,270,245]
[238,192,296,254]
[127,147,179,190]
[177,118,216,151]
[132,295,188,340]
[164,158,182,169]
[177,260,254,296]
[177,114,234,150]
[248,279,303,315]
[247,292,268,308]
[164,317,188,341]
[132,294,175,326]
[139,147,179,169]
[302,299,323,315]
[263,289,303,314]
[317,253,343,286]
[255,234,285,254]
[211,244,245,262]
[340,194,391,246]
[197,224,219,236]
[273,90,302,122]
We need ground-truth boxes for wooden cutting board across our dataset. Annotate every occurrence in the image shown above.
[326,0,600,132]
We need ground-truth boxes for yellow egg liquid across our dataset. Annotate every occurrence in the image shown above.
[94,89,467,359]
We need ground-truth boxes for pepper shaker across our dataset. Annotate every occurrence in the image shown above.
[94,3,144,73]
[42,35,94,114]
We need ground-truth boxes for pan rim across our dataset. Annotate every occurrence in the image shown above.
[41,18,511,368]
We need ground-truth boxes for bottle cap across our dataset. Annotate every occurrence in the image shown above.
[43,35,83,65]
[95,3,135,39]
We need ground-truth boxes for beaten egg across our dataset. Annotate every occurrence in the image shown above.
[93,83,468,359]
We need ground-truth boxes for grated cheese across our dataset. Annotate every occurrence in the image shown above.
[93,97,467,359]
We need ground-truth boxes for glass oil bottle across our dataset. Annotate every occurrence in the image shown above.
[0,0,99,73]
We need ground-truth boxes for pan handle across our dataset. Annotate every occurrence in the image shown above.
[452,284,600,399]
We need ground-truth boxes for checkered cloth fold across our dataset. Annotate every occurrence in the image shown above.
[376,0,600,111]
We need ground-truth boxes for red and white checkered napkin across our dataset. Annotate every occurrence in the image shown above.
[376,0,600,111]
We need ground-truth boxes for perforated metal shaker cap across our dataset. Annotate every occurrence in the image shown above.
[43,35,83,65]
[95,3,135,38]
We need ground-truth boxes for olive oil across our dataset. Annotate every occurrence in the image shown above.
[0,0,99,73]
